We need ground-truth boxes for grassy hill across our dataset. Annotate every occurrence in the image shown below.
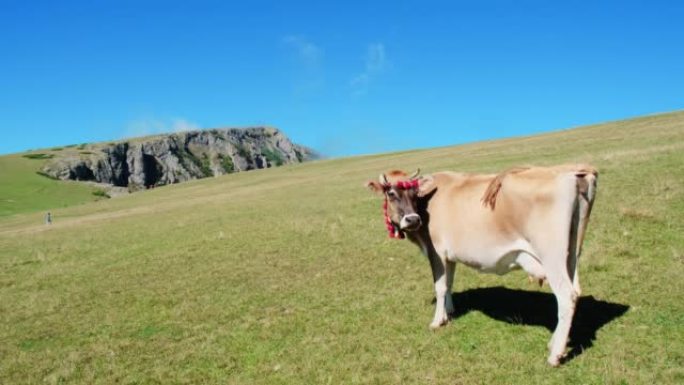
[1,111,683,384]
[0,128,315,213]
[0,150,104,217]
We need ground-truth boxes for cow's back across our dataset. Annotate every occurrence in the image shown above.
[424,165,596,257]
[496,164,596,212]
[424,172,517,256]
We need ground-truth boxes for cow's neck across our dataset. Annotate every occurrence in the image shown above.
[406,195,435,255]
[406,227,433,256]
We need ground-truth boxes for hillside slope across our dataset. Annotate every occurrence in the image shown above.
[0,154,105,217]
[0,127,316,217]
[1,111,683,384]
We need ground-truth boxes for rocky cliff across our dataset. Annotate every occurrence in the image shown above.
[41,127,317,191]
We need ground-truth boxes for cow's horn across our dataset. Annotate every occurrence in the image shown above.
[379,173,389,185]
[409,168,421,180]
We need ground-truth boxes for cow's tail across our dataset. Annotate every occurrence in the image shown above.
[573,165,598,256]
[481,167,530,210]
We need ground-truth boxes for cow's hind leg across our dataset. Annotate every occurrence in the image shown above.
[445,260,456,315]
[545,268,577,366]
[535,198,580,365]
[517,252,546,286]
[539,222,579,366]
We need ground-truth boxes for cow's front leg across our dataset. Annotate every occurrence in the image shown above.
[428,252,449,329]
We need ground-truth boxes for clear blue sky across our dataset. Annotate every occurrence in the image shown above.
[1,0,683,156]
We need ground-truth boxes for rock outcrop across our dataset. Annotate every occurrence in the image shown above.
[42,127,317,191]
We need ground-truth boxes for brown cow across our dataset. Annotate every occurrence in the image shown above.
[367,165,598,366]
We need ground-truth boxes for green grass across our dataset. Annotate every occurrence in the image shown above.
[236,143,251,159]
[220,155,235,173]
[1,111,683,384]
[199,154,213,177]
[22,153,54,160]
[261,146,285,166]
[178,151,213,177]
[0,154,101,217]
[91,189,110,199]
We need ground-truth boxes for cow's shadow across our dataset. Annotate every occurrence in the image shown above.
[448,286,629,362]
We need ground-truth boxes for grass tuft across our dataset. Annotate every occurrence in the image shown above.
[220,155,235,173]
[22,153,54,160]
[261,146,284,166]
[91,189,110,199]
[35,171,58,180]
[235,143,251,159]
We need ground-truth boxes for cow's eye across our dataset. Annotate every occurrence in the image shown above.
[387,190,399,200]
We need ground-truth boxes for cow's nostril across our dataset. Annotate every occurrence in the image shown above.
[400,214,422,230]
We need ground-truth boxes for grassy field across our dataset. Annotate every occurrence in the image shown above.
[0,151,102,217]
[1,111,683,384]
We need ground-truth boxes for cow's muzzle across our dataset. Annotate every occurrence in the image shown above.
[399,213,422,231]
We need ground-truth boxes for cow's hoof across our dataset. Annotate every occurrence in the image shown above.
[429,319,447,330]
[528,275,545,287]
[547,355,562,367]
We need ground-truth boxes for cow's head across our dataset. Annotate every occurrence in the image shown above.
[366,169,435,238]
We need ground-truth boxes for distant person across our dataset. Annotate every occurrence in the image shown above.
[45,212,52,225]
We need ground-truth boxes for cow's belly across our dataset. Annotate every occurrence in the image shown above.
[455,250,520,274]
[428,204,541,275]
[444,240,537,275]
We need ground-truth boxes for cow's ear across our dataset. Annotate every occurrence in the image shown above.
[366,180,384,195]
[417,175,437,197]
